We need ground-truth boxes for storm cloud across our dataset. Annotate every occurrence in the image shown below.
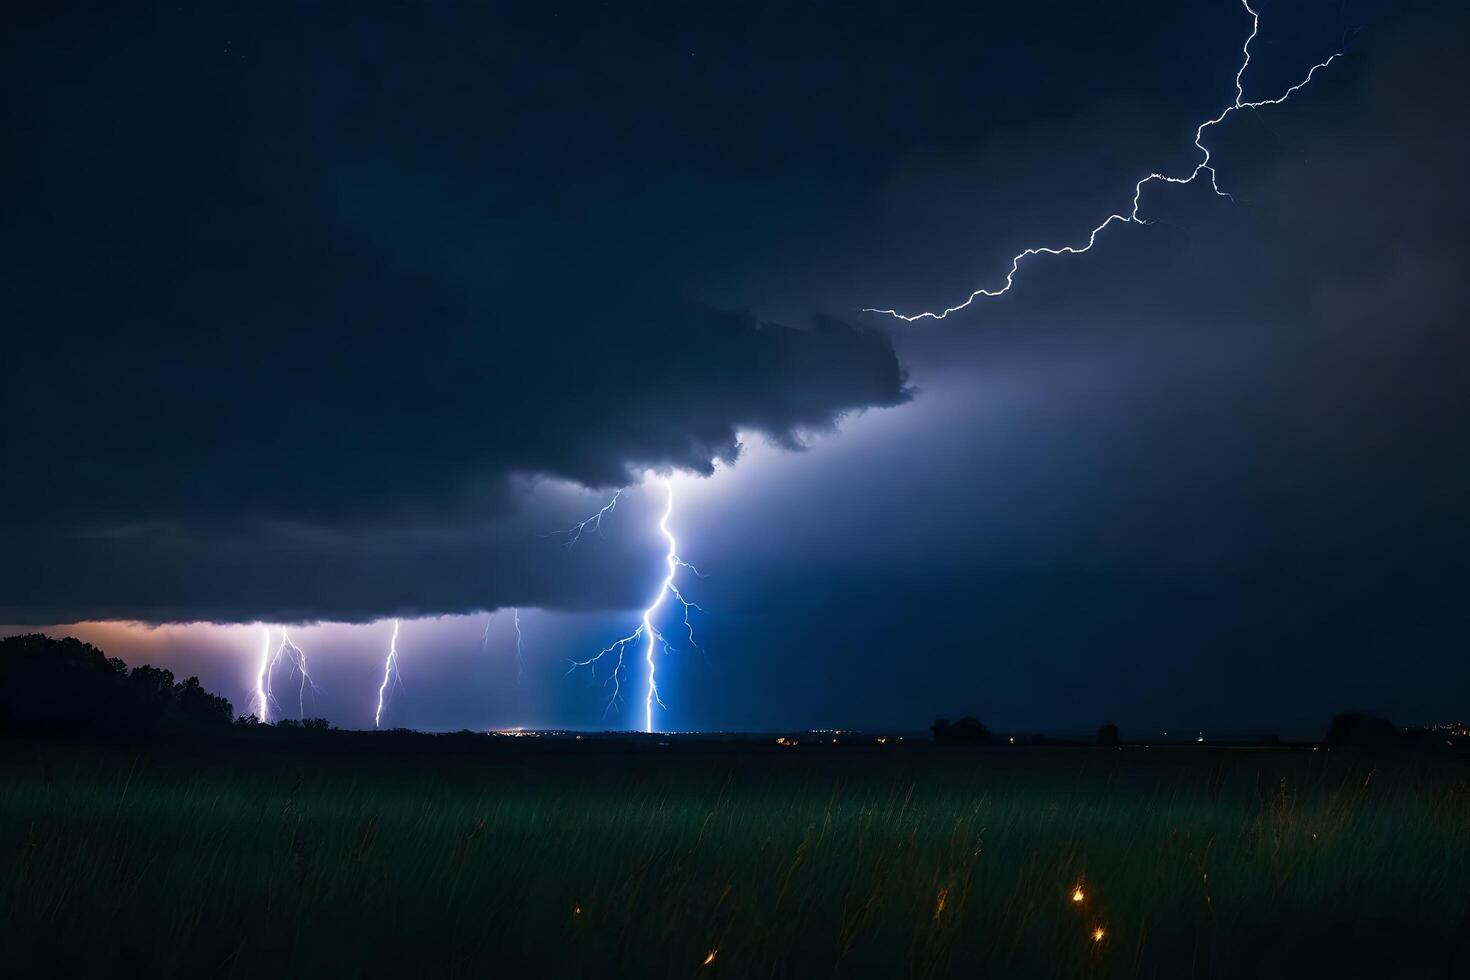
[2,3,910,622]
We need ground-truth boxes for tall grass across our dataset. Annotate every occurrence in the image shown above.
[3,737,1468,977]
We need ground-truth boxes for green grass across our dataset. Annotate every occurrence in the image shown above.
[3,735,1469,978]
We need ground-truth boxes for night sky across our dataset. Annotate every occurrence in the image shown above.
[5,1,1467,734]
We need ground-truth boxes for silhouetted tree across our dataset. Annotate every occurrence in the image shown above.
[1096,723,1120,746]
[1,634,127,731]
[934,716,993,745]
[0,634,233,733]
[172,675,233,727]
[127,664,177,727]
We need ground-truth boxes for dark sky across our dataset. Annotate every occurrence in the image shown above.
[4,1,1467,734]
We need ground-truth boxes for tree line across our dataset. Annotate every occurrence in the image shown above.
[0,634,233,733]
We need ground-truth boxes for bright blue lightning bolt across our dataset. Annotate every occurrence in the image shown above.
[566,476,702,733]
[253,625,318,723]
[864,0,1343,322]
[374,618,403,729]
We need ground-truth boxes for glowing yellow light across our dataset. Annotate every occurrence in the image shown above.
[1092,926,1106,942]
[573,904,582,916]
[934,887,949,919]
[703,949,718,966]
[1072,886,1085,903]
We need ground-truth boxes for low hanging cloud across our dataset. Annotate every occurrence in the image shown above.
[2,270,908,623]
[0,6,909,624]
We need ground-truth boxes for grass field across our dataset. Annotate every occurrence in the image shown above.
[3,733,1468,978]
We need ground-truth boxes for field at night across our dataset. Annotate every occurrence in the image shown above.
[5,734,1468,978]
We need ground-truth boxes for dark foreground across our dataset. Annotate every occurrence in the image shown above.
[3,732,1468,978]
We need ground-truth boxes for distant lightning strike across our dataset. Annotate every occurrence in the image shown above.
[512,607,525,686]
[567,476,701,733]
[277,629,316,720]
[864,0,1343,322]
[254,626,273,723]
[374,618,403,729]
[552,489,623,548]
[480,612,496,656]
[253,625,318,723]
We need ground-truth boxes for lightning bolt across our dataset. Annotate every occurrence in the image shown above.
[279,629,318,720]
[253,625,273,723]
[477,609,524,691]
[567,476,702,733]
[496,605,520,690]
[511,608,523,687]
[864,0,1343,322]
[480,612,496,656]
[550,489,623,549]
[253,626,319,723]
[374,618,404,729]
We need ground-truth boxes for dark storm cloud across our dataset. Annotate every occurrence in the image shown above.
[1,3,912,622]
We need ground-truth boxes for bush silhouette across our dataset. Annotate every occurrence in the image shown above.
[172,675,233,727]
[933,716,993,745]
[0,634,233,733]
